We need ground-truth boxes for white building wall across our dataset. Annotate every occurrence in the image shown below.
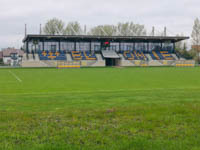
[3,56,23,66]
[3,57,11,65]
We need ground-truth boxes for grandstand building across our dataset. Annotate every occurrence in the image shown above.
[22,34,195,67]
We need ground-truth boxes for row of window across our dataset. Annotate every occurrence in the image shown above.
[27,42,174,52]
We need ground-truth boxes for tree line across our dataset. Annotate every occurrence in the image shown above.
[42,18,200,63]
[175,18,200,62]
[43,18,146,36]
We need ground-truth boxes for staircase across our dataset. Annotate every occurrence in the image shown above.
[96,54,103,60]
[34,54,40,61]
[22,53,28,61]
[118,54,125,60]
[66,53,72,61]
[28,54,34,61]
[172,54,179,60]
[146,54,152,61]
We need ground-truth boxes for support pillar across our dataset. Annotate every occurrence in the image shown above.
[90,41,92,52]
[26,41,29,54]
[147,42,149,52]
[119,42,121,52]
[42,40,44,51]
[74,42,77,51]
[173,42,175,53]
[133,42,135,50]
[58,40,61,51]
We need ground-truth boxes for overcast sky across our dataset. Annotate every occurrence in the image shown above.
[0,0,199,49]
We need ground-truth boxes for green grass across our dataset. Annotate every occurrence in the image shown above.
[0,67,200,150]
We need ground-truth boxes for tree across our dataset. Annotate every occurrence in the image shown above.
[191,18,200,46]
[175,34,193,59]
[117,22,146,36]
[175,34,184,51]
[65,22,82,35]
[88,22,146,36]
[43,18,65,35]
[191,18,200,63]
[89,25,117,36]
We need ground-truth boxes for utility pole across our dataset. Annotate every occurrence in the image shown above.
[84,25,87,35]
[40,24,42,35]
[152,26,155,36]
[69,24,78,35]
[164,27,167,36]
[25,24,27,36]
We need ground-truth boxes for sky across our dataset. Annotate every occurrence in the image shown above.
[0,0,199,49]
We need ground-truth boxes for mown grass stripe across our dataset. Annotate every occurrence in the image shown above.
[0,87,199,96]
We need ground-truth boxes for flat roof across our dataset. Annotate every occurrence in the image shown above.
[23,34,189,43]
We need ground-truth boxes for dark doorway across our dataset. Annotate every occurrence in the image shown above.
[105,58,120,66]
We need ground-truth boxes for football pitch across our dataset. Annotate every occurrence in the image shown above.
[0,67,200,150]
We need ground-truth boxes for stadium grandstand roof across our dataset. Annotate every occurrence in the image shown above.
[23,34,189,43]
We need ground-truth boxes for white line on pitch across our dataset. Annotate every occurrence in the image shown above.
[8,71,22,83]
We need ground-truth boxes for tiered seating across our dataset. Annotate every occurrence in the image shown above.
[38,51,66,60]
[71,51,81,60]
[123,51,147,60]
[71,51,97,60]
[160,51,175,60]
[123,51,134,60]
[133,51,147,60]
[150,51,161,60]
[150,51,175,60]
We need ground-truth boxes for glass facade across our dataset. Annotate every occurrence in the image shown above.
[162,42,174,51]
[61,42,74,51]
[76,42,90,51]
[91,42,101,51]
[44,42,59,51]
[25,40,175,53]
[120,43,134,51]
[28,41,43,52]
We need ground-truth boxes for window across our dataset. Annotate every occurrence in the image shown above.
[120,43,134,51]
[92,42,101,51]
[44,42,59,51]
[61,42,74,51]
[76,42,90,51]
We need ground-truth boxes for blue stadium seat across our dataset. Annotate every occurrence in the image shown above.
[123,51,147,60]
[71,51,97,60]
[150,50,175,60]
[39,51,67,60]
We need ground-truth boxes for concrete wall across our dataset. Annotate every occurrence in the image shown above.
[20,52,195,68]
[22,60,49,67]
[21,59,196,68]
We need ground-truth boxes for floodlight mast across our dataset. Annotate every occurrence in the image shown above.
[69,24,78,35]
[25,24,27,36]
[100,27,108,36]
[40,24,42,35]
[152,26,155,36]
[164,27,167,36]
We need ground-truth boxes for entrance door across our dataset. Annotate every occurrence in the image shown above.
[106,58,112,66]
[105,58,119,66]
